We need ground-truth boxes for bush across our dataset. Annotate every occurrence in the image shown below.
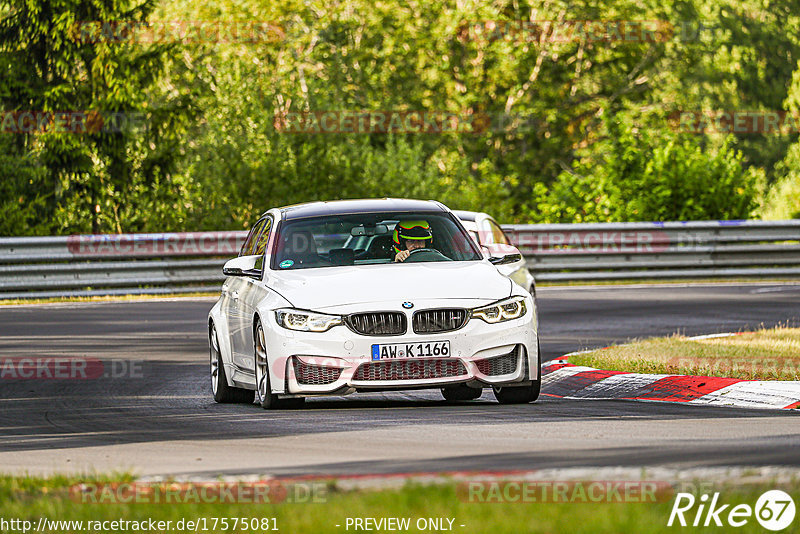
[541,118,759,222]
[761,141,800,219]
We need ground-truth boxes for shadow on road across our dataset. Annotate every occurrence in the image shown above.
[0,361,796,454]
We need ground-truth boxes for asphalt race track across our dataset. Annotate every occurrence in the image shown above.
[1,283,799,478]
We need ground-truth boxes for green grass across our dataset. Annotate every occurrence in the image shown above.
[570,327,800,380]
[1,475,798,534]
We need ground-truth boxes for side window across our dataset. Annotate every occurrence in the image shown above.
[254,218,273,255]
[479,219,495,244]
[240,219,266,256]
[487,220,510,245]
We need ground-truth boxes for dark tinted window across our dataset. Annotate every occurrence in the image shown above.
[487,219,510,245]
[254,218,273,255]
[272,212,481,270]
[240,218,267,256]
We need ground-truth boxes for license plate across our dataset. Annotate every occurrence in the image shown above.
[371,341,450,360]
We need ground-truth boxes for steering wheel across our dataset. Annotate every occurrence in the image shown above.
[403,247,451,263]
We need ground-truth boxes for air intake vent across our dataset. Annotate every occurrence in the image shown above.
[292,358,343,385]
[353,359,467,381]
[412,309,468,334]
[345,312,407,336]
[475,346,521,376]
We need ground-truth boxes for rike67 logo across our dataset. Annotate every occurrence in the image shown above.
[668,490,796,531]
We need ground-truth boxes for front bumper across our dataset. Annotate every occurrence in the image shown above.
[261,304,538,396]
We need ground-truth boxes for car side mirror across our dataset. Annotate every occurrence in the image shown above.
[484,243,523,265]
[489,253,522,265]
[223,255,263,279]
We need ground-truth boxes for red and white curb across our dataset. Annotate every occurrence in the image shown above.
[542,335,800,410]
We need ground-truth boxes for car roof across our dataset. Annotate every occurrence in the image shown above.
[276,198,448,220]
[452,210,487,222]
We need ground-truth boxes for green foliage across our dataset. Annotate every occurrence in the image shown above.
[1,0,798,234]
[0,0,195,234]
[762,140,800,219]
[541,117,758,222]
[0,138,50,235]
[761,61,800,220]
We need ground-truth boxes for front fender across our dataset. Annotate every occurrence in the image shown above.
[254,290,294,394]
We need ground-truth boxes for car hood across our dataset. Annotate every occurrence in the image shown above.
[265,261,512,310]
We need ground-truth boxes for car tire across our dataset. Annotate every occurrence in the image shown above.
[441,384,483,401]
[254,320,305,410]
[210,323,254,404]
[492,343,541,405]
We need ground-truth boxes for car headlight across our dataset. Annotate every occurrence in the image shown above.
[471,296,527,324]
[275,309,343,332]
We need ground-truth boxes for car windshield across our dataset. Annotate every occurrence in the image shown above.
[271,211,482,270]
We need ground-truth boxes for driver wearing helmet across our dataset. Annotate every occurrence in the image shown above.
[393,220,433,262]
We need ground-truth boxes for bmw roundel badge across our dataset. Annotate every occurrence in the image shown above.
[402,302,414,309]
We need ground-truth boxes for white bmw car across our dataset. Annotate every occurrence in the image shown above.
[208,198,540,409]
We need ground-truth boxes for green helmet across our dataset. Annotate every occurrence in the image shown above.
[392,220,433,254]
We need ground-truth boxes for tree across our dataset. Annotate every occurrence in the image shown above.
[543,117,758,222]
[0,0,194,234]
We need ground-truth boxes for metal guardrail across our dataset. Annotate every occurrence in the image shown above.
[1,220,798,298]
[503,220,800,282]
[0,232,247,299]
